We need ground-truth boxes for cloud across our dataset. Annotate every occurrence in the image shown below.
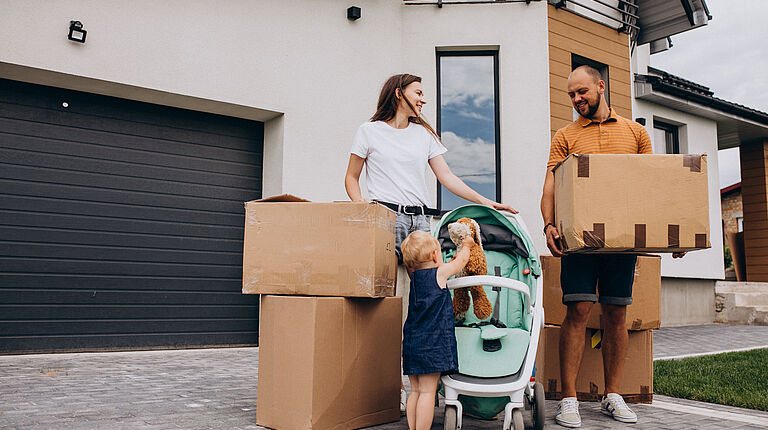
[458,110,492,121]
[440,56,495,107]
[441,131,496,184]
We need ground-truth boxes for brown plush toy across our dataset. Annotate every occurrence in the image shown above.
[447,217,493,321]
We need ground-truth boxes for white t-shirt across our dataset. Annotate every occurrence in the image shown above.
[350,121,447,206]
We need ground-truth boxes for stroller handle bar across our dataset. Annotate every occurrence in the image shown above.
[446,275,530,302]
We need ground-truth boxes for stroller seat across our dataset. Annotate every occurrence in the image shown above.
[455,326,530,378]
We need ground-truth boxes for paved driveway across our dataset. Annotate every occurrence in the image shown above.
[1,324,767,429]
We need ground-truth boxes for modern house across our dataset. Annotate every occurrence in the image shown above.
[1,0,750,353]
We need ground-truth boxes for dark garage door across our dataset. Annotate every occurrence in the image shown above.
[0,78,263,353]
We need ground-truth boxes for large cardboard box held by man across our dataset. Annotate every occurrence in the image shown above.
[541,255,661,330]
[257,295,402,429]
[553,154,710,253]
[242,195,396,297]
[535,325,653,403]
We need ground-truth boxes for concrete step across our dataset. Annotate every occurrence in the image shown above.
[715,282,768,325]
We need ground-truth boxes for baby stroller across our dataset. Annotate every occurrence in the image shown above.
[434,205,545,430]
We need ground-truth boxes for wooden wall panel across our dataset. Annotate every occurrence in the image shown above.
[740,140,768,281]
[547,4,632,139]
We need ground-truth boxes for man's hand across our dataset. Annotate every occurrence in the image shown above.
[461,234,475,249]
[545,224,566,257]
[672,252,687,259]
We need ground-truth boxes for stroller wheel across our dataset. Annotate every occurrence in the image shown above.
[443,405,458,430]
[533,382,545,430]
[512,408,524,430]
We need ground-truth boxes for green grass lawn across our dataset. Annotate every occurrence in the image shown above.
[654,348,768,411]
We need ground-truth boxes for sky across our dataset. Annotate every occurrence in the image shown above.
[650,0,768,188]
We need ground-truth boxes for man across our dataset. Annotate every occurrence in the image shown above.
[541,65,680,427]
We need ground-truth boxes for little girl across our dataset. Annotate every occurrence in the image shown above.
[400,230,474,430]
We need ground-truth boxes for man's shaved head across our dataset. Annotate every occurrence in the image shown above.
[569,65,602,84]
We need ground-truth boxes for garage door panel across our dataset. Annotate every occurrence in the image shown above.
[1,165,255,202]
[0,275,241,292]
[1,210,244,239]
[1,243,241,266]
[1,258,242,278]
[2,183,248,221]
[2,332,259,353]
[0,116,262,164]
[1,146,261,189]
[0,78,262,353]
[0,86,264,146]
[0,289,256,305]
[1,319,259,337]
[0,305,258,320]
[0,226,243,253]
[0,134,262,178]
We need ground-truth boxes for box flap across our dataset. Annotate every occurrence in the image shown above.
[252,194,311,203]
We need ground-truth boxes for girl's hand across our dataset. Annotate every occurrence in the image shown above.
[461,235,475,249]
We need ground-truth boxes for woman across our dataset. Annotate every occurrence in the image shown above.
[345,73,516,260]
[344,73,516,413]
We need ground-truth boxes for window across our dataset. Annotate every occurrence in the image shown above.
[653,120,680,154]
[436,51,500,211]
[571,54,610,106]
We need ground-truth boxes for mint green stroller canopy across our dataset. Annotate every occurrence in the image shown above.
[435,205,541,419]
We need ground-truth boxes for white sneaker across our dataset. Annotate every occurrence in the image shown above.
[400,389,407,415]
[555,397,581,428]
[601,393,638,423]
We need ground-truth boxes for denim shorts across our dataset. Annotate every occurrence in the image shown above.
[394,213,431,264]
[560,254,637,305]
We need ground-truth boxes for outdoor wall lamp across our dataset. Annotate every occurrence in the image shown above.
[347,6,361,21]
[68,21,87,43]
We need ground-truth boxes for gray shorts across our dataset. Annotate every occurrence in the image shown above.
[394,213,431,264]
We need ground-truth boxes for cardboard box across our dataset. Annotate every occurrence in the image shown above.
[242,195,396,297]
[541,255,661,330]
[257,295,402,429]
[535,325,653,403]
[553,154,710,253]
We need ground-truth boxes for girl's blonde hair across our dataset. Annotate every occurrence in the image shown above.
[401,231,440,269]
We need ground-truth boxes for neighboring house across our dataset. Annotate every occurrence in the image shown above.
[632,63,768,324]
[0,0,725,353]
[721,182,743,237]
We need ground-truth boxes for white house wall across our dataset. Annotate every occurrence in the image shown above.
[634,100,725,280]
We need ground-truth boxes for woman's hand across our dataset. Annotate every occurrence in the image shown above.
[488,200,518,214]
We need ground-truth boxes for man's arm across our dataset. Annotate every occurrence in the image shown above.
[541,169,566,257]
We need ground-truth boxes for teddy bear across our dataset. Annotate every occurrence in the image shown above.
[447,217,493,321]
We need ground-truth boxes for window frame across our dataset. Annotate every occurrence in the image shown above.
[435,50,502,212]
[653,119,680,154]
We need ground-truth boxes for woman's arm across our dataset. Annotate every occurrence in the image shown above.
[428,155,518,213]
[344,154,367,202]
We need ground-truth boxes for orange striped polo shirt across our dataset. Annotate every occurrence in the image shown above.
[547,108,652,170]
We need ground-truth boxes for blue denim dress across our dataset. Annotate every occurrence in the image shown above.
[402,267,458,375]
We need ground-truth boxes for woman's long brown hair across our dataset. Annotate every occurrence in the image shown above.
[370,74,441,143]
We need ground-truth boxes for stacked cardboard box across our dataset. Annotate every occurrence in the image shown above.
[536,255,660,403]
[243,195,402,429]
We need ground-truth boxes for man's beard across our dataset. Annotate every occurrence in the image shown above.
[580,96,601,119]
